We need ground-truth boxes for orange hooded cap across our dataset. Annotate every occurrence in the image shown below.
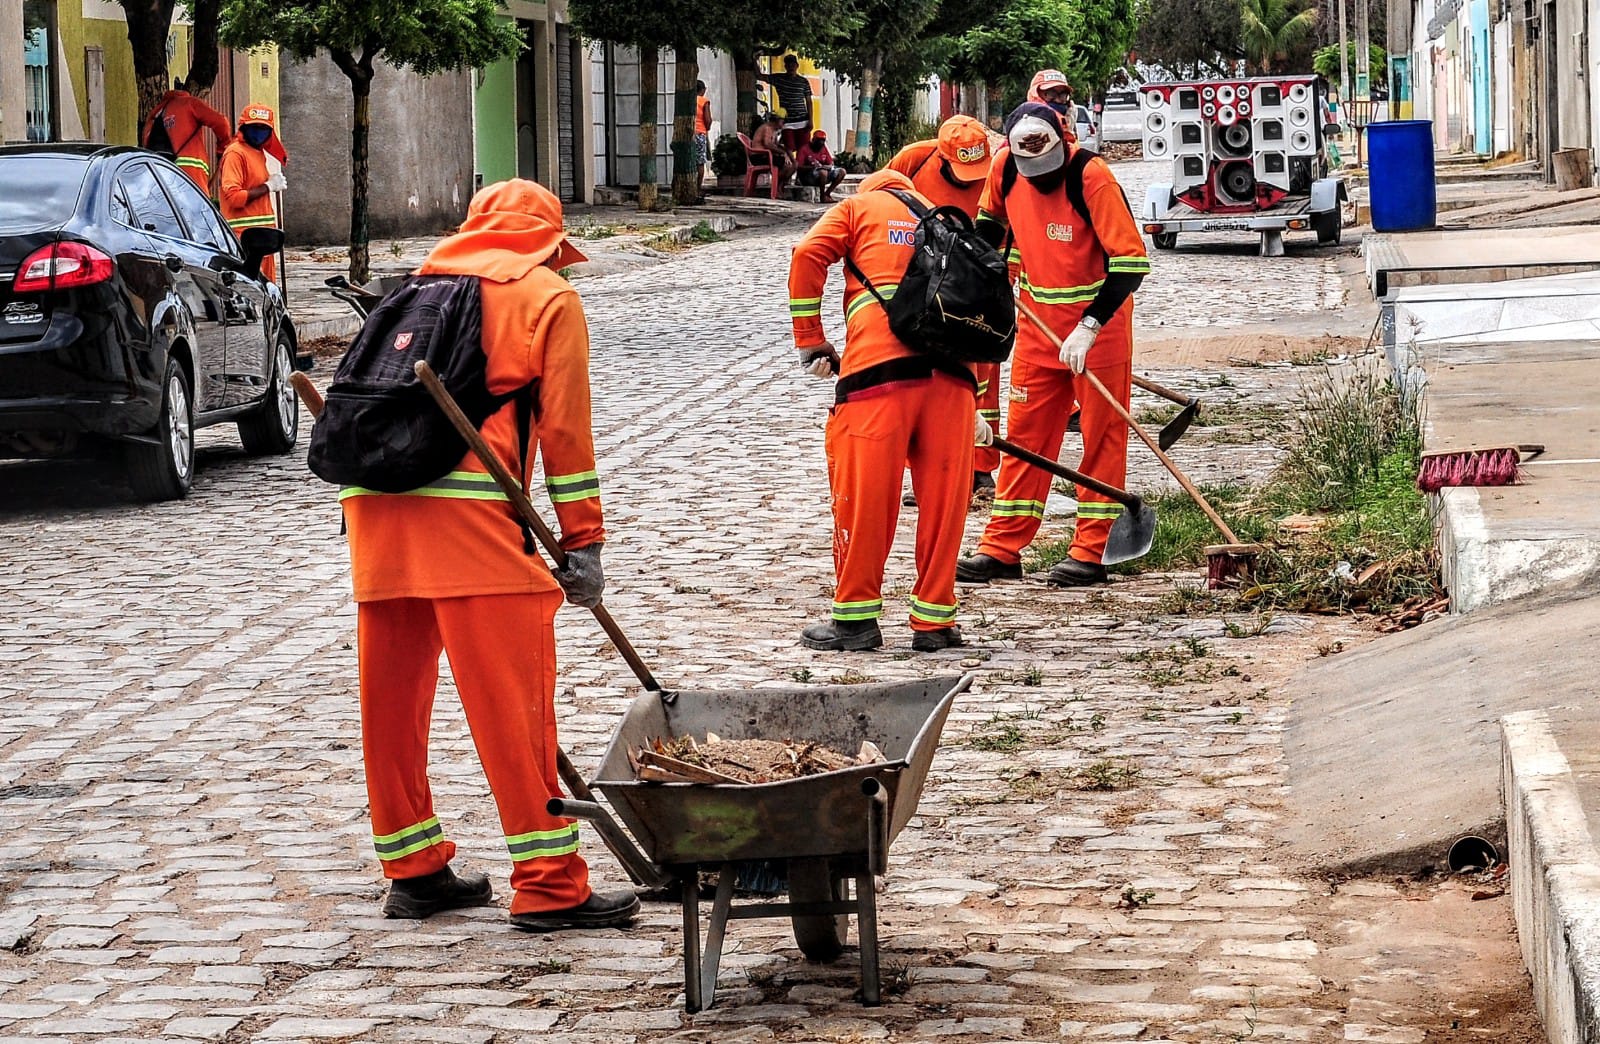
[419,179,589,284]
[859,168,916,195]
[1025,70,1078,143]
[236,103,289,164]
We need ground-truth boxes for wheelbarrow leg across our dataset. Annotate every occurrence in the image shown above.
[699,864,737,1010]
[681,876,702,1013]
[856,872,881,1006]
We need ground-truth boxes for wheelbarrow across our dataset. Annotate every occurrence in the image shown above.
[552,673,971,1012]
[323,273,406,319]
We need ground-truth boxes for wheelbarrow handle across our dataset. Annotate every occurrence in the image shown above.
[992,436,1142,510]
[411,361,665,694]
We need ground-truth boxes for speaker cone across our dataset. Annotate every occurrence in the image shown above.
[1217,160,1256,202]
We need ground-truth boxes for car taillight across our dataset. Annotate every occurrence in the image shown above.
[13,242,115,293]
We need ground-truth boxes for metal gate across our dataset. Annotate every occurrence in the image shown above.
[556,25,577,201]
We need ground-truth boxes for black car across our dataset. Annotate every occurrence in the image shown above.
[0,143,304,501]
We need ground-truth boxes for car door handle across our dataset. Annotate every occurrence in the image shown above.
[220,270,238,287]
[162,254,184,273]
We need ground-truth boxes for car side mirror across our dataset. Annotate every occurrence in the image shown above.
[237,227,285,281]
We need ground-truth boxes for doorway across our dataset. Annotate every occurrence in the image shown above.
[515,20,539,181]
[22,0,54,142]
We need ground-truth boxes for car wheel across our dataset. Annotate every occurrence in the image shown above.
[126,360,194,501]
[1152,231,1178,250]
[238,333,300,455]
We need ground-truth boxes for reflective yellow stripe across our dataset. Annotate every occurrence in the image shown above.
[339,471,509,502]
[992,498,1046,519]
[1076,502,1125,519]
[789,296,823,318]
[978,409,1001,420]
[846,285,898,322]
[832,598,883,621]
[1108,256,1150,274]
[373,817,445,860]
[909,597,958,624]
[1020,273,1104,303]
[176,156,210,173]
[545,469,600,504]
[506,825,581,861]
[227,214,277,229]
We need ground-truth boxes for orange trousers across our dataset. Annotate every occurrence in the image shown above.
[977,352,1131,566]
[973,362,1001,475]
[357,591,591,915]
[826,372,975,631]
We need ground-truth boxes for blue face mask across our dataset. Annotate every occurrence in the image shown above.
[242,125,271,148]
[1047,101,1072,117]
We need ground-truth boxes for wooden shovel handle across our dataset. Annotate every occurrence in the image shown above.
[1131,373,1195,407]
[1015,301,1241,546]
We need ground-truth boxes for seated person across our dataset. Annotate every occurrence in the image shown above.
[795,129,846,202]
[751,112,796,187]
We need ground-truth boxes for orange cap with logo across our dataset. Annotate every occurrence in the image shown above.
[936,115,992,182]
[237,103,288,165]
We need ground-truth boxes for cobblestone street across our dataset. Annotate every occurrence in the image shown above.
[0,160,1540,1043]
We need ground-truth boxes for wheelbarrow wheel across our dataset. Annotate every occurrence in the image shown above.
[788,858,847,963]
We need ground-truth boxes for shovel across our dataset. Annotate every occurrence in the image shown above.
[288,371,672,891]
[991,436,1157,566]
[1131,374,1201,451]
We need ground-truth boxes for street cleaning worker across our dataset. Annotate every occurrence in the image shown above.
[887,114,999,498]
[1027,68,1079,141]
[957,102,1149,588]
[220,103,287,282]
[141,77,232,194]
[341,179,639,932]
[788,169,985,653]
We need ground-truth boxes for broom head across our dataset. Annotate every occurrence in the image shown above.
[1417,446,1537,493]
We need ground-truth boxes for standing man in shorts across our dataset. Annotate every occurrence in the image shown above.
[694,80,713,199]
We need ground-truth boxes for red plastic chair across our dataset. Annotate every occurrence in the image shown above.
[738,133,781,199]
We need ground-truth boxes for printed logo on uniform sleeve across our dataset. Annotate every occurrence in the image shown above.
[1009,383,1028,403]
[393,332,413,351]
[1046,222,1074,243]
[956,143,988,163]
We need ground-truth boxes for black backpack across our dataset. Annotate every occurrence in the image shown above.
[145,105,176,159]
[307,274,528,494]
[845,189,1016,365]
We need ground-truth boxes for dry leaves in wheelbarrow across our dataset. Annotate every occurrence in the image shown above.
[630,734,887,785]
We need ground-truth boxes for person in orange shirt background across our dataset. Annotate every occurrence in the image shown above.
[887,115,999,500]
[219,104,288,283]
[141,78,232,195]
[958,102,1149,588]
[693,80,712,200]
[341,179,640,932]
[787,169,985,653]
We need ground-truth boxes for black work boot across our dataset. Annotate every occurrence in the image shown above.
[972,471,997,496]
[383,865,493,919]
[800,618,884,652]
[911,626,964,653]
[1047,557,1109,587]
[955,553,1023,584]
[509,889,641,933]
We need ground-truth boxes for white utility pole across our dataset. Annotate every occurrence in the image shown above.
[1338,0,1352,102]
[1355,0,1371,98]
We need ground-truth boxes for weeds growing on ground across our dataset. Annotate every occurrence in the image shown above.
[689,220,726,243]
[1078,759,1141,790]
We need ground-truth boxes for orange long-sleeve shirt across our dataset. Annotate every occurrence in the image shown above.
[219,142,276,233]
[341,270,603,602]
[886,140,986,220]
[977,143,1150,368]
[143,91,231,191]
[790,169,963,379]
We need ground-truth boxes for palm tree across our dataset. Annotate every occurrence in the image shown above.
[1239,0,1318,73]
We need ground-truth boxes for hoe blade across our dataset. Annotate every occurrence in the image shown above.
[1101,499,1158,566]
[1157,400,1200,452]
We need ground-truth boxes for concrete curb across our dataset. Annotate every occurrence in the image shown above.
[1502,710,1600,1042]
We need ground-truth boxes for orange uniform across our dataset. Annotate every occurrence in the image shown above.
[789,169,976,636]
[886,117,1000,477]
[142,89,231,194]
[974,139,1150,567]
[220,104,288,283]
[341,180,598,915]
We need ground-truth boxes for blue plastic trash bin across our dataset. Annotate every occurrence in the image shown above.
[1367,120,1437,232]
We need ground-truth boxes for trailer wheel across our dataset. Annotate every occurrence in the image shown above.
[789,858,847,962]
[1313,210,1342,246]
[1152,231,1178,250]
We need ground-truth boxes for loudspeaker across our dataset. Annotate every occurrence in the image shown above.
[1287,81,1312,106]
[1175,121,1206,155]
[1176,88,1201,111]
[1214,159,1256,204]
[1253,150,1290,191]
[1254,83,1284,110]
[1289,129,1315,155]
[1216,121,1252,155]
[1256,118,1285,144]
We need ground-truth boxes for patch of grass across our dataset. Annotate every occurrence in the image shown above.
[789,668,814,684]
[1118,885,1157,909]
[1108,485,1272,576]
[830,669,873,685]
[689,219,726,243]
[1077,759,1142,791]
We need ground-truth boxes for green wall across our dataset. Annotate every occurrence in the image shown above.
[475,53,517,184]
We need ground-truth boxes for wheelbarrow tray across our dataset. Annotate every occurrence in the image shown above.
[591,674,968,868]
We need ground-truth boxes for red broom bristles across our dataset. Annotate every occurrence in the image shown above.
[1416,447,1522,492]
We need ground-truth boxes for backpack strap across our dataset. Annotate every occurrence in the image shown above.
[514,383,537,554]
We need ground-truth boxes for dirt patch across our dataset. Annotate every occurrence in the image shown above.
[639,735,877,783]
[1135,330,1370,368]
[302,335,350,359]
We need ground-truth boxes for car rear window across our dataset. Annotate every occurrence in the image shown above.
[0,157,88,233]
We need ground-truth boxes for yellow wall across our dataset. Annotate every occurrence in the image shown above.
[244,47,279,113]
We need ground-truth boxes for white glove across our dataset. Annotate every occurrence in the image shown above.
[800,343,840,379]
[973,411,993,447]
[266,173,288,193]
[1060,321,1099,373]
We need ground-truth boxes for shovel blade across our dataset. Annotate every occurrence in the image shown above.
[1101,500,1158,566]
[1156,401,1200,452]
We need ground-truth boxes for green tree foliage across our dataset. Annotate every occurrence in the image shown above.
[946,0,1079,102]
[712,0,860,136]
[1239,0,1317,73]
[1313,41,1386,79]
[812,0,941,160]
[1132,0,1243,79]
[220,0,521,282]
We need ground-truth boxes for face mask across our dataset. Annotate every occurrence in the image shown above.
[242,125,271,148]
[1047,101,1072,117]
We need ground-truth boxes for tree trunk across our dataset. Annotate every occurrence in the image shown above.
[638,46,660,212]
[121,0,179,130]
[852,54,880,158]
[334,51,376,285]
[670,42,699,206]
[733,50,759,138]
[186,0,221,93]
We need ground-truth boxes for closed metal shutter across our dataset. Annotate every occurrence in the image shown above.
[556,25,576,202]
